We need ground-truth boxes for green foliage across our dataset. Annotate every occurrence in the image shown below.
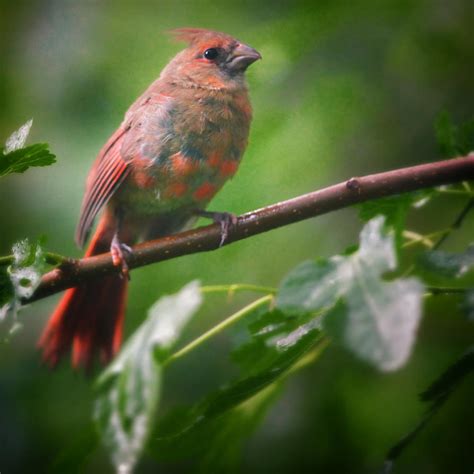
[0,267,14,322]
[94,284,326,472]
[2,177,472,473]
[359,194,413,245]
[1,123,473,473]
[152,382,285,472]
[435,112,474,157]
[418,245,474,279]
[464,289,474,321]
[0,238,47,335]
[384,346,474,472]
[1,1,473,471]
[94,281,202,474]
[420,346,474,404]
[279,217,424,371]
[358,192,432,250]
[149,301,325,471]
[8,238,46,300]
[231,308,316,373]
[93,218,432,471]
[0,120,56,178]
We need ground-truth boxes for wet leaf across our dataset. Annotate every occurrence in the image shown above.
[149,305,325,470]
[1,238,46,338]
[95,281,202,474]
[1,121,56,178]
[5,119,33,152]
[278,217,424,371]
[8,238,46,300]
[232,308,318,373]
[418,245,474,278]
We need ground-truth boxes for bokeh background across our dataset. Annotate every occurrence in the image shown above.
[1,0,473,473]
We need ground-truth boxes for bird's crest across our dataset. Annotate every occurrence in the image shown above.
[169,28,234,46]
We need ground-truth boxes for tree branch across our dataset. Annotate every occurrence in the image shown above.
[29,154,474,303]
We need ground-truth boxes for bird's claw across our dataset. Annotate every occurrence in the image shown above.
[215,212,237,247]
[193,209,238,246]
[111,235,132,280]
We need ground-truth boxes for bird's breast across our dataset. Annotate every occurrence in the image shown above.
[116,90,251,216]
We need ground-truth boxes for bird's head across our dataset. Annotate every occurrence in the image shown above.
[161,28,261,91]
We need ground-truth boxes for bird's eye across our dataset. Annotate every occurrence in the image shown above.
[203,48,219,60]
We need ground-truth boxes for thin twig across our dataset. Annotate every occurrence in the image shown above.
[0,251,71,267]
[432,196,474,250]
[426,286,469,295]
[165,295,273,365]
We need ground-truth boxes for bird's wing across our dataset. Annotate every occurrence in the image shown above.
[75,126,130,247]
[75,92,173,248]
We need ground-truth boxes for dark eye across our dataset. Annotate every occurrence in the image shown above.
[203,48,219,60]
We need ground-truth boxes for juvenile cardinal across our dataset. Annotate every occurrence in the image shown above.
[39,28,261,369]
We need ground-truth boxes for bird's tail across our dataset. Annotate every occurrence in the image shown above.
[39,218,128,369]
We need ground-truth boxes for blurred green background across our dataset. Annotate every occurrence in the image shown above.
[1,0,473,472]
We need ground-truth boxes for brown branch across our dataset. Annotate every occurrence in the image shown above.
[29,154,474,302]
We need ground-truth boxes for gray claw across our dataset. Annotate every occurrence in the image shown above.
[111,234,133,280]
[218,213,237,247]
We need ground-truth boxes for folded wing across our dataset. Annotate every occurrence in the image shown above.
[75,127,130,247]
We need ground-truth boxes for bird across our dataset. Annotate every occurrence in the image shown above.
[39,28,261,370]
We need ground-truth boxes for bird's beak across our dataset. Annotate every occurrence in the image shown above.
[227,43,262,72]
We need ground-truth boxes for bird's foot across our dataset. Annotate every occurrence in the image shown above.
[193,209,238,247]
[111,234,133,279]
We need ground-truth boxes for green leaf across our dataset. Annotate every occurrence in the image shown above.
[0,120,56,178]
[8,238,46,300]
[418,245,474,278]
[359,194,413,229]
[435,111,474,157]
[420,346,474,404]
[278,216,424,371]
[192,312,320,423]
[203,323,321,418]
[324,276,422,371]
[383,346,474,472]
[4,119,33,152]
[155,381,285,473]
[1,238,47,339]
[193,382,284,473]
[94,281,202,474]
[436,111,459,157]
[358,192,432,250]
[149,306,325,470]
[231,308,316,373]
[0,143,56,177]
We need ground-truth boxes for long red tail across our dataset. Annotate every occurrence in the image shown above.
[39,219,128,369]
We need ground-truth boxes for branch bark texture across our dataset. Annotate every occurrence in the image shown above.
[31,154,474,302]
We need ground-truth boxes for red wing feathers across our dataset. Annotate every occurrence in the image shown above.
[75,127,130,247]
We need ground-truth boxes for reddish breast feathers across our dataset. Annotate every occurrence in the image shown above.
[124,87,251,212]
